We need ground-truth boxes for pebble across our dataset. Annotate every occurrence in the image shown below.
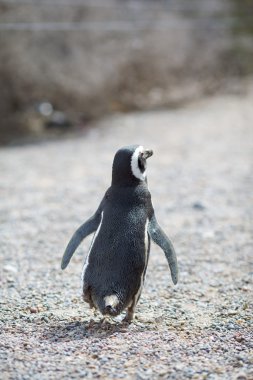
[192,202,206,211]
[30,307,38,314]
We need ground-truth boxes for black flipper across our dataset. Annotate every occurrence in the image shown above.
[61,194,107,270]
[148,214,178,285]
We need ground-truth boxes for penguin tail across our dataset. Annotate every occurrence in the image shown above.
[99,294,122,317]
[103,305,118,316]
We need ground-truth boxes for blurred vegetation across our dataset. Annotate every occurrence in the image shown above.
[0,0,253,145]
[231,0,253,36]
[221,0,253,76]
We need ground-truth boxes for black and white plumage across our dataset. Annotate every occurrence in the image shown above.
[61,145,178,322]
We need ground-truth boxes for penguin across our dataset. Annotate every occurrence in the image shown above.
[61,145,178,322]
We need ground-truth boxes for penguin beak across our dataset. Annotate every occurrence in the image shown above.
[143,149,153,159]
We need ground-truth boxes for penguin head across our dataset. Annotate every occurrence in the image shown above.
[112,145,153,185]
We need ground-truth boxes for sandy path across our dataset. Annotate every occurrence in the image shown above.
[0,90,252,379]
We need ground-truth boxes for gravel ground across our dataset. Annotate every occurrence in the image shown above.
[0,89,253,379]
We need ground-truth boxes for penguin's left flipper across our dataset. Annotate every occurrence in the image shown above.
[61,194,107,270]
[148,214,178,285]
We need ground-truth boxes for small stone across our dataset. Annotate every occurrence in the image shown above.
[227,310,237,316]
[192,202,205,210]
[234,333,244,343]
[4,265,18,273]
[227,323,236,330]
[215,367,224,374]
[41,316,49,323]
[236,374,247,380]
[30,307,38,314]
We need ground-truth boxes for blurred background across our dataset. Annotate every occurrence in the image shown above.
[0,0,253,145]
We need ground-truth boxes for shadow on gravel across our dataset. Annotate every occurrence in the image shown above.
[44,319,130,342]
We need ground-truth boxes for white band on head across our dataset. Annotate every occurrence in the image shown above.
[131,146,146,181]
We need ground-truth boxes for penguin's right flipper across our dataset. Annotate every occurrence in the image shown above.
[61,194,107,270]
[148,214,178,285]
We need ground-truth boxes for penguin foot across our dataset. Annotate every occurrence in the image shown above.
[123,310,134,323]
[83,286,95,309]
[100,315,113,324]
[92,308,99,318]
